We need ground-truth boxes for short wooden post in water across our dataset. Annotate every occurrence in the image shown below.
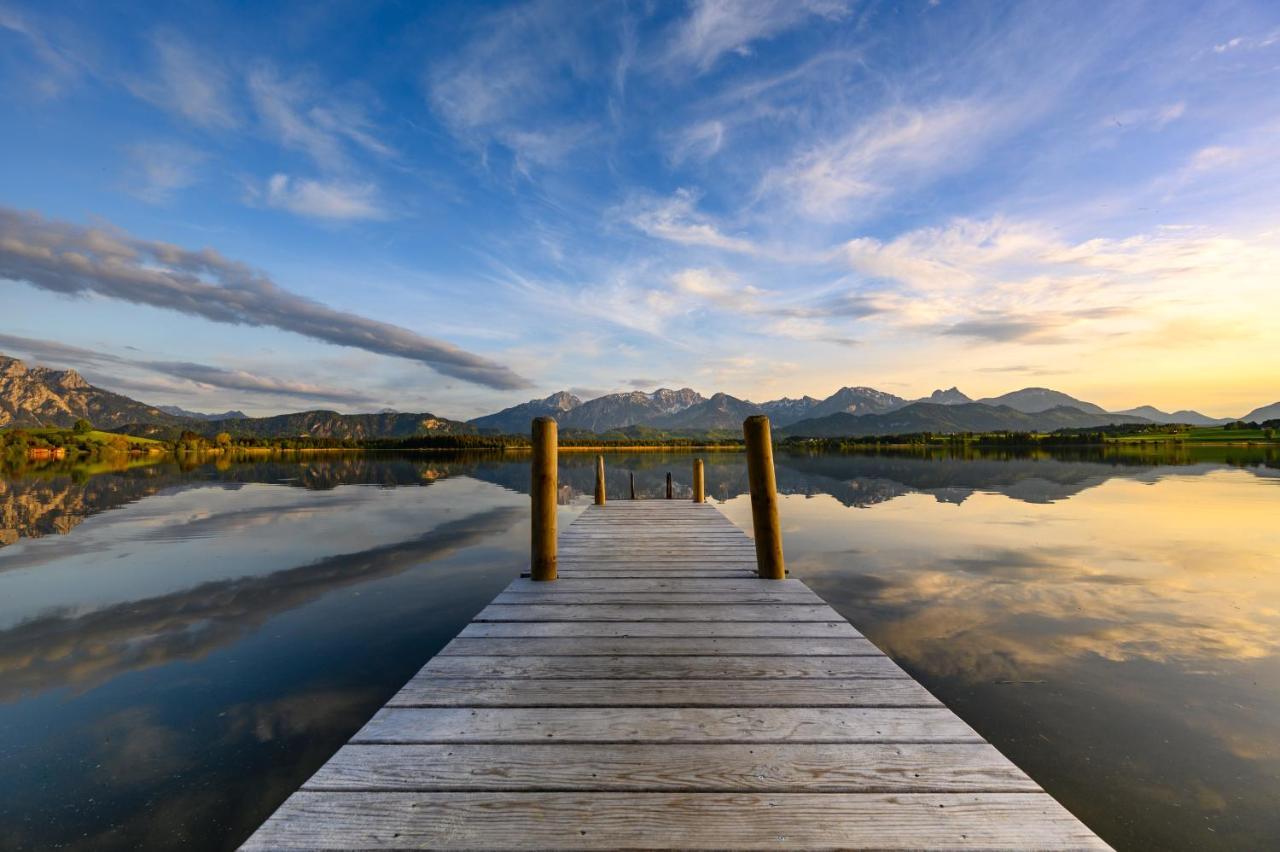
[743,415,785,580]
[666,472,673,499]
[530,417,557,582]
[692,458,705,503]
[629,472,636,500]
[594,455,606,505]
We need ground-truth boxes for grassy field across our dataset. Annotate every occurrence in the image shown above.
[1113,426,1276,443]
[16,427,164,445]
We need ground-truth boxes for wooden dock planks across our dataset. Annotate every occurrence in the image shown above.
[242,500,1109,850]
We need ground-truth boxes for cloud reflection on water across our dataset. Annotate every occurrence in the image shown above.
[0,505,521,700]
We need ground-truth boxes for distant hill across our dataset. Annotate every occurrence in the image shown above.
[1241,401,1280,422]
[976,387,1106,414]
[202,410,475,440]
[1112,405,1229,426]
[469,391,581,434]
[0,354,184,429]
[157,405,249,421]
[779,402,1151,438]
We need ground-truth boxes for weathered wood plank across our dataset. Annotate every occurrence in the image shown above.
[353,706,981,743]
[475,604,843,621]
[557,557,759,563]
[420,655,908,680]
[304,742,1039,792]
[241,791,1109,850]
[388,678,938,707]
[439,636,882,657]
[457,621,863,638]
[502,578,813,591]
[502,580,812,592]
[553,570,758,579]
[491,591,820,605]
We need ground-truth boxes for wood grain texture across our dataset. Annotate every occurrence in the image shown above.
[387,677,939,707]
[353,706,982,743]
[503,578,809,593]
[457,621,863,638]
[241,792,1110,850]
[439,636,882,657]
[474,604,843,621]
[492,591,821,605]
[419,654,908,680]
[304,742,1039,792]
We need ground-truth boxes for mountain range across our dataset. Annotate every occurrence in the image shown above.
[1,352,1275,439]
[1,355,183,429]
[156,405,249,421]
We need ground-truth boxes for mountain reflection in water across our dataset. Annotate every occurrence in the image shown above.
[0,448,1276,851]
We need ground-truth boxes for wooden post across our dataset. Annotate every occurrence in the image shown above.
[692,459,705,503]
[629,472,636,500]
[530,417,557,581]
[666,472,673,499]
[594,455,606,505]
[743,415,785,580]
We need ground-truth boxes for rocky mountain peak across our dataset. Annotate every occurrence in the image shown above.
[55,369,89,389]
[0,356,27,378]
[542,391,582,411]
[925,386,971,405]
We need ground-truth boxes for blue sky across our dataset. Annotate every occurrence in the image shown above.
[2,0,1278,418]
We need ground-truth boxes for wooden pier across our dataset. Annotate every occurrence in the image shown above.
[243,420,1107,850]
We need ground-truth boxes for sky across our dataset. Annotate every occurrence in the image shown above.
[1,0,1278,419]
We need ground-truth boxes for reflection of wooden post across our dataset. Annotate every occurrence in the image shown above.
[743,415,785,580]
[630,472,636,500]
[666,472,673,499]
[692,459,705,503]
[594,455,606,505]
[531,417,557,582]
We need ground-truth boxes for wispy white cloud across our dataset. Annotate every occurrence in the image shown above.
[761,100,1001,219]
[0,6,84,98]
[247,66,392,170]
[126,30,239,129]
[425,0,601,171]
[665,0,852,73]
[1103,101,1185,132]
[260,174,388,221]
[125,142,206,204]
[668,119,725,164]
[623,189,759,254]
[1212,30,1280,53]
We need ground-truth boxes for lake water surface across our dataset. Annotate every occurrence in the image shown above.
[1,449,1277,850]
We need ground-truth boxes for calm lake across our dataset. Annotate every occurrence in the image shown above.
[1,448,1278,850]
